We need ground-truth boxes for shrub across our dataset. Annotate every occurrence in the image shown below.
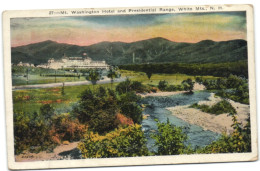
[78,124,149,158]
[190,103,210,112]
[119,91,141,104]
[116,78,132,94]
[115,113,134,126]
[40,104,55,124]
[72,88,119,134]
[120,103,143,124]
[195,77,203,84]
[210,100,236,114]
[116,79,149,94]
[118,92,142,124]
[14,111,56,154]
[158,80,168,91]
[215,87,249,105]
[150,87,158,93]
[165,85,178,91]
[88,110,118,134]
[190,100,236,115]
[181,78,194,93]
[226,74,245,89]
[216,78,227,89]
[130,81,148,93]
[50,113,86,143]
[151,119,188,155]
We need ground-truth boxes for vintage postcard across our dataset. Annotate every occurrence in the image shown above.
[2,4,257,170]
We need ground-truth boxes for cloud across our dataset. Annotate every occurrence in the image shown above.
[10,12,247,46]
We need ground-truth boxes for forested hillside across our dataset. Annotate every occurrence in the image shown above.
[11,37,247,65]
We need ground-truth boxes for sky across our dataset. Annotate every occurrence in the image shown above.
[10,12,247,47]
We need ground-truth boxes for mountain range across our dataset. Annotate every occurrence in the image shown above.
[11,37,248,65]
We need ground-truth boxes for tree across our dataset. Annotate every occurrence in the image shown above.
[151,119,188,155]
[61,82,65,96]
[195,77,203,84]
[130,81,148,93]
[236,83,249,104]
[182,78,194,93]
[107,66,120,88]
[143,64,153,80]
[116,78,132,94]
[216,78,227,89]
[86,69,101,89]
[145,71,153,80]
[226,74,244,88]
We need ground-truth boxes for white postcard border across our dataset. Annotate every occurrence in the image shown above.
[3,4,258,170]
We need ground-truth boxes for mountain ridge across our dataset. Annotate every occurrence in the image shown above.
[11,38,247,65]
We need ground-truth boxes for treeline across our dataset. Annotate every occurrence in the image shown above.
[196,74,249,104]
[119,61,248,78]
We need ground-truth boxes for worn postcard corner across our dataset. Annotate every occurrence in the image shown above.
[2,4,257,170]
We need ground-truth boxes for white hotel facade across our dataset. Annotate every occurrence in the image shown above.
[40,54,109,69]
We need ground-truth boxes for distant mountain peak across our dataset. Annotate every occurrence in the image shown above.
[151,37,170,40]
[140,37,171,42]
[31,40,58,45]
[198,39,214,43]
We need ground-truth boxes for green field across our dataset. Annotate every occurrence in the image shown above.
[13,71,218,115]
[12,74,87,86]
[121,70,218,85]
[12,66,86,86]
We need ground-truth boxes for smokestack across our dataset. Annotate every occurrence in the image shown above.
[133,52,135,64]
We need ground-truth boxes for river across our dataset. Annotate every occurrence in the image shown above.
[141,91,220,152]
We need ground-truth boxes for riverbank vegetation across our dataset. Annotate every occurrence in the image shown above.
[190,100,236,115]
[13,66,251,159]
[197,74,249,104]
[196,113,251,153]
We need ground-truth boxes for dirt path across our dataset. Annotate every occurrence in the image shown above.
[15,142,81,162]
[12,77,126,91]
[167,93,250,134]
[138,91,186,98]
